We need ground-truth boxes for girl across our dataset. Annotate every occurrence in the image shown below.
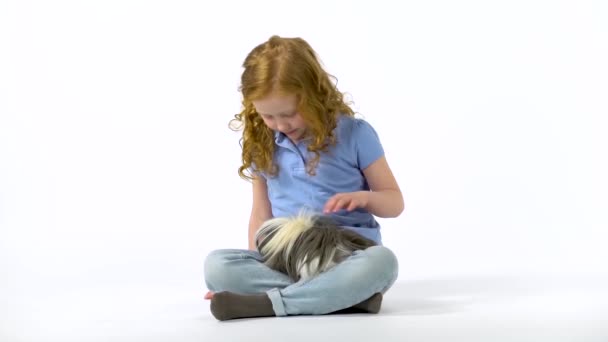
[203,35,404,321]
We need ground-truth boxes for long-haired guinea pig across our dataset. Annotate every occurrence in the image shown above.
[254,212,377,281]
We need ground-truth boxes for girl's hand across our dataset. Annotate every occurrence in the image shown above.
[323,191,369,214]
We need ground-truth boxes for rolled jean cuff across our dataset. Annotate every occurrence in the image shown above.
[267,288,287,316]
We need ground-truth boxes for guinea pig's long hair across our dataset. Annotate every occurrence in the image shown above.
[254,212,377,281]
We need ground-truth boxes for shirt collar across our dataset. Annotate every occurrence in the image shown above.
[274,130,284,143]
[274,130,314,147]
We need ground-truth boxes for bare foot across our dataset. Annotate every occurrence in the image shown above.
[204,291,214,300]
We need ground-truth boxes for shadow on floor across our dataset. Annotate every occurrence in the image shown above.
[379,273,606,316]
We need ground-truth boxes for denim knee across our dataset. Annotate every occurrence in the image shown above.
[363,246,399,289]
[203,249,241,290]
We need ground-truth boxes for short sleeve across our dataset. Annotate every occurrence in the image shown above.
[353,119,385,170]
[248,163,266,180]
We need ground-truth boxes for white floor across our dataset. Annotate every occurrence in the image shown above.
[2,273,607,342]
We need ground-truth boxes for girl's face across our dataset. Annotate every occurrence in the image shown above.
[252,93,308,143]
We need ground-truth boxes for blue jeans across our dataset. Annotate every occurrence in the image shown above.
[203,246,399,316]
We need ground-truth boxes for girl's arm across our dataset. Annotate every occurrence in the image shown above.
[324,155,404,218]
[248,175,273,250]
[362,155,404,218]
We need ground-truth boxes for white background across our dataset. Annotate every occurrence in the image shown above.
[1,0,607,340]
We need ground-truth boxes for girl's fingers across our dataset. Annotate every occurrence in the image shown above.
[332,198,348,212]
[324,196,340,213]
[324,194,356,213]
[347,201,358,211]
[323,199,334,213]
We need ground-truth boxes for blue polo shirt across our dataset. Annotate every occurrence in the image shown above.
[258,115,385,244]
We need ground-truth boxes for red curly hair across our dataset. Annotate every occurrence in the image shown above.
[229,35,355,180]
